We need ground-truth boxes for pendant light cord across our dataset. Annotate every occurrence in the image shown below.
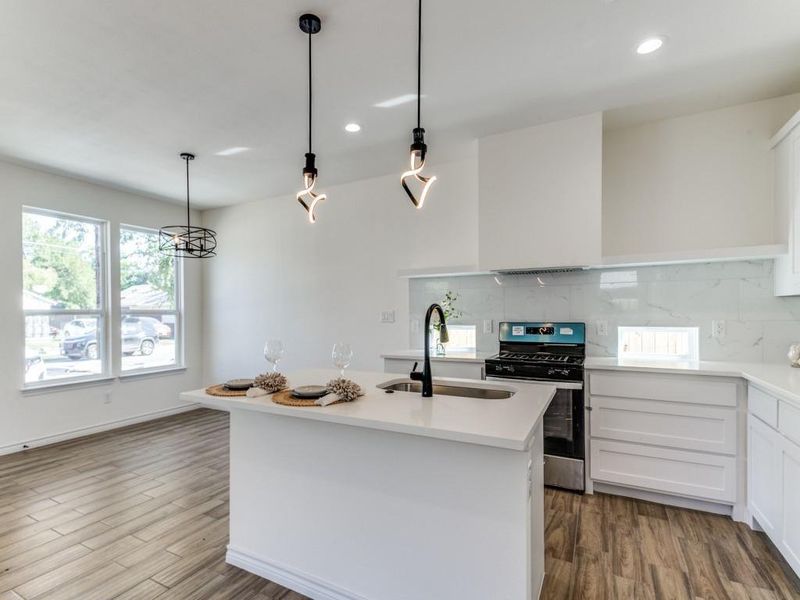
[308,32,313,154]
[185,155,191,229]
[417,0,422,129]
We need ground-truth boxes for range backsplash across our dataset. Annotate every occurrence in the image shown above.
[409,260,800,363]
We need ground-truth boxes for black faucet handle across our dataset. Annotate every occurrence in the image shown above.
[409,361,423,381]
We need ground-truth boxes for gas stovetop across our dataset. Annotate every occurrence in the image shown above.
[496,351,584,365]
[485,322,586,383]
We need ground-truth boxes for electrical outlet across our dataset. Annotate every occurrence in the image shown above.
[103,392,112,405]
[483,319,494,335]
[380,310,396,323]
[712,320,726,340]
[596,320,609,336]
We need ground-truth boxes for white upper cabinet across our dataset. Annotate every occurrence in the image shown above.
[774,110,800,296]
[477,112,602,271]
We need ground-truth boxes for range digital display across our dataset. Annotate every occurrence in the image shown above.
[527,326,554,335]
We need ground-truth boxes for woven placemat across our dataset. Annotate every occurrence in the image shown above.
[272,389,345,407]
[205,384,248,397]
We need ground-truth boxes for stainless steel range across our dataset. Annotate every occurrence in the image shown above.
[485,322,586,492]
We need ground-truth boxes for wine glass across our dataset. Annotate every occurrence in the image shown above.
[332,343,353,377]
[263,339,284,373]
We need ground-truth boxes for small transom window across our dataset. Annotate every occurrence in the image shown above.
[617,326,699,361]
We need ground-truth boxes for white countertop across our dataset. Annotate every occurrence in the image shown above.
[585,357,800,407]
[381,350,493,364]
[181,369,555,452]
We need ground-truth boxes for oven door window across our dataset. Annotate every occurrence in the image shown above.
[543,389,583,458]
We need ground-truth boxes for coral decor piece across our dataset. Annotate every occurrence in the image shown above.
[326,378,364,403]
[254,372,288,393]
[789,344,800,367]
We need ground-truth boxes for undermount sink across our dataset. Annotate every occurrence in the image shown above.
[377,379,515,399]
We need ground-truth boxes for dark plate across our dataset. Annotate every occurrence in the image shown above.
[291,385,329,399]
[224,379,254,390]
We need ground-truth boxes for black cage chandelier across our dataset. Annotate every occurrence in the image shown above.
[296,13,327,223]
[400,0,437,208]
[159,153,217,258]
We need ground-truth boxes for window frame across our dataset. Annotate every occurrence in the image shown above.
[118,223,184,375]
[22,206,111,389]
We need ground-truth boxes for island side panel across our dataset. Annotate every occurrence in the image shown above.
[226,409,542,600]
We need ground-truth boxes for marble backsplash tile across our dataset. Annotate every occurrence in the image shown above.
[408,260,800,363]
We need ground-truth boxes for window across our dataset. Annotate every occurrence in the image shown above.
[23,208,108,385]
[618,326,699,362]
[430,324,477,353]
[120,226,182,372]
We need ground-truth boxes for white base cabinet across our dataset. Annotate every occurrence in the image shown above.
[748,383,800,577]
[383,357,485,380]
[588,370,744,509]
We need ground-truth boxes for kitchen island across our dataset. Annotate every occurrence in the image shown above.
[181,369,555,600]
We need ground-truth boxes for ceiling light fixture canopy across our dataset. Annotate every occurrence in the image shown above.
[400,0,437,209]
[159,153,217,258]
[296,13,326,224]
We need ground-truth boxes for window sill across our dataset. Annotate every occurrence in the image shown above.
[21,367,188,393]
[22,376,116,395]
[119,366,187,380]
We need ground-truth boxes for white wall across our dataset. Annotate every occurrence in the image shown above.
[0,160,203,452]
[602,93,800,257]
[202,157,478,382]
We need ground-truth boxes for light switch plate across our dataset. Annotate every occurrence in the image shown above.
[712,320,726,339]
[596,320,609,336]
[483,319,494,334]
[380,310,396,324]
[410,318,420,333]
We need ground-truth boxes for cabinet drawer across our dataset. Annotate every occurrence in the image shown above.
[749,386,779,428]
[589,372,737,407]
[779,401,800,447]
[590,396,737,455]
[590,439,737,503]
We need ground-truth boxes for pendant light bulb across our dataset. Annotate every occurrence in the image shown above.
[401,128,437,209]
[400,0,437,208]
[297,13,326,223]
[297,153,327,224]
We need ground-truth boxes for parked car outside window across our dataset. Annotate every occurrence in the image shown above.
[61,317,161,360]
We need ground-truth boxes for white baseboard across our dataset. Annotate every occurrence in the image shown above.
[592,482,733,516]
[226,546,369,600]
[0,403,199,456]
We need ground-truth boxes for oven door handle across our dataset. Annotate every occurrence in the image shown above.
[485,375,584,390]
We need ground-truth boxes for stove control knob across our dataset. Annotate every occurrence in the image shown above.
[503,365,515,373]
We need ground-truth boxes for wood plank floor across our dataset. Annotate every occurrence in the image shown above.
[0,409,797,600]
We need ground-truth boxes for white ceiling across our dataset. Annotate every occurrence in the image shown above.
[1,0,799,208]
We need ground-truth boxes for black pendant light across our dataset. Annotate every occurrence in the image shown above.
[158,153,217,258]
[296,13,327,224]
[400,0,437,208]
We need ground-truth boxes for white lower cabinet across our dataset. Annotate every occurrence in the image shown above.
[383,357,485,380]
[747,414,781,539]
[588,370,742,506]
[780,436,800,574]
[747,383,800,578]
[591,439,737,502]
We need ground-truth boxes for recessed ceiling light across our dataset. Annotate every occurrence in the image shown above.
[636,37,664,55]
[215,146,250,156]
[344,123,361,133]
[374,94,421,108]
